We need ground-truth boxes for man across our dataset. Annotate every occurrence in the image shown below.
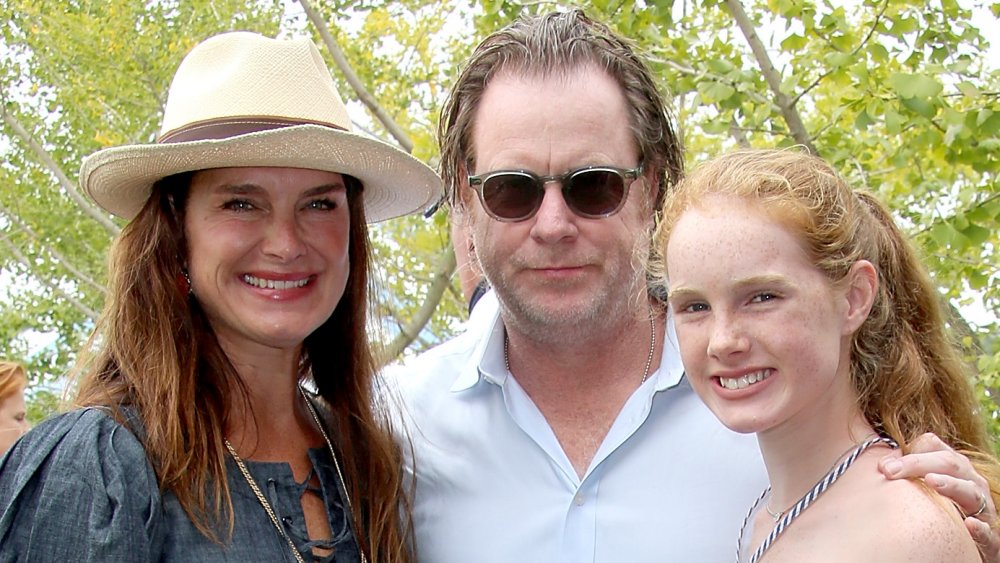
[393,10,998,562]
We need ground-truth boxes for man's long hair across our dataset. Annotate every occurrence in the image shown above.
[438,9,683,214]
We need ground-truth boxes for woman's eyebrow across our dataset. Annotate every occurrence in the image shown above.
[302,183,346,197]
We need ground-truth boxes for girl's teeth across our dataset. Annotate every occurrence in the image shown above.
[719,369,770,390]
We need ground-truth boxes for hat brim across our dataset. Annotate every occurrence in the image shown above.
[80,124,441,223]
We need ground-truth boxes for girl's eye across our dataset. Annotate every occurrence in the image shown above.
[672,301,708,314]
[14,413,25,422]
[750,292,777,304]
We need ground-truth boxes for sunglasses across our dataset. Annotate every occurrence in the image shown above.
[467,164,643,222]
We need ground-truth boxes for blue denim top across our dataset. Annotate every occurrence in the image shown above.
[0,408,362,562]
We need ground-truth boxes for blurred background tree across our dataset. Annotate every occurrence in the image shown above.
[2,0,997,440]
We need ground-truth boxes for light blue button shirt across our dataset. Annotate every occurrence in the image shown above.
[390,291,767,563]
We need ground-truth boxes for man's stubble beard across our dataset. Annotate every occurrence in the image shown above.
[482,248,648,346]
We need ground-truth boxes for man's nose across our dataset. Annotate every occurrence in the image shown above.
[529,182,579,244]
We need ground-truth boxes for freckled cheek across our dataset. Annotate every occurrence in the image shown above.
[675,325,710,377]
[776,317,842,383]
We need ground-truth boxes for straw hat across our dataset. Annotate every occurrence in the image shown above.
[80,31,441,223]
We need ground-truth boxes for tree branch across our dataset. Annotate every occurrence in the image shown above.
[944,300,1000,411]
[724,0,818,154]
[298,1,453,360]
[0,229,99,320]
[656,56,780,112]
[298,0,415,153]
[1,108,120,235]
[729,117,752,147]
[0,200,106,295]
[378,245,456,365]
[914,191,1000,237]
[794,0,889,104]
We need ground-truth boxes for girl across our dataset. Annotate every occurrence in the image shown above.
[654,149,999,562]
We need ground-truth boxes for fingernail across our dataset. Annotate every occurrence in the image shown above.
[926,474,945,488]
[883,460,902,476]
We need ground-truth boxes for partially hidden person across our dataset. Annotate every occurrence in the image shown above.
[0,361,30,456]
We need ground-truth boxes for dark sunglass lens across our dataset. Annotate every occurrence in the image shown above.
[566,170,626,217]
[482,173,541,220]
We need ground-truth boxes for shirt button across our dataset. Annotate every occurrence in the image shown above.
[282,516,293,526]
[574,495,585,506]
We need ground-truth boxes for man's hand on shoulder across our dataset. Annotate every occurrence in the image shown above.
[878,432,998,563]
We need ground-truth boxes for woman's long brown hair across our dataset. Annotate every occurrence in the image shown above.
[72,172,413,560]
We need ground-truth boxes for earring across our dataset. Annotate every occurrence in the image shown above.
[177,270,193,296]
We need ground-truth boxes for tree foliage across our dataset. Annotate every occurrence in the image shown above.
[2,0,998,441]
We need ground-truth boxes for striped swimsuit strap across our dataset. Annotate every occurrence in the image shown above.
[738,435,898,563]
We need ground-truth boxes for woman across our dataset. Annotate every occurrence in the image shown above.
[653,149,1000,562]
[0,361,30,455]
[0,32,439,562]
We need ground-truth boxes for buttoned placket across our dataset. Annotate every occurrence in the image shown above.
[489,364,661,563]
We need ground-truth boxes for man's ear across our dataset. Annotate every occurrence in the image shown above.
[642,166,661,208]
[843,260,878,335]
[456,161,477,212]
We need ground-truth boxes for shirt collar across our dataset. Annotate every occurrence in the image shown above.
[651,314,686,391]
[449,290,506,392]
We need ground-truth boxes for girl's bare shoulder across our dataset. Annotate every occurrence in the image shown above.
[841,467,978,562]
[762,458,978,563]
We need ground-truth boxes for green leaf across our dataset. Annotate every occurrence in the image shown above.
[900,96,937,118]
[780,34,807,51]
[961,223,991,246]
[947,57,972,73]
[700,118,731,134]
[890,16,919,34]
[942,107,965,126]
[944,123,965,146]
[968,269,989,290]
[707,58,735,74]
[957,81,980,99]
[771,0,802,17]
[930,221,969,249]
[697,80,736,104]
[854,110,874,129]
[977,110,1000,135]
[888,73,944,99]
[885,109,903,134]
[967,200,1000,223]
[868,43,888,61]
[979,139,1000,152]
[824,51,852,67]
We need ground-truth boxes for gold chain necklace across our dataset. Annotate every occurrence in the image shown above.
[504,313,657,383]
[224,387,368,563]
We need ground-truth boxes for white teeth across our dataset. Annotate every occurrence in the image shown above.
[242,274,309,290]
[719,369,771,390]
